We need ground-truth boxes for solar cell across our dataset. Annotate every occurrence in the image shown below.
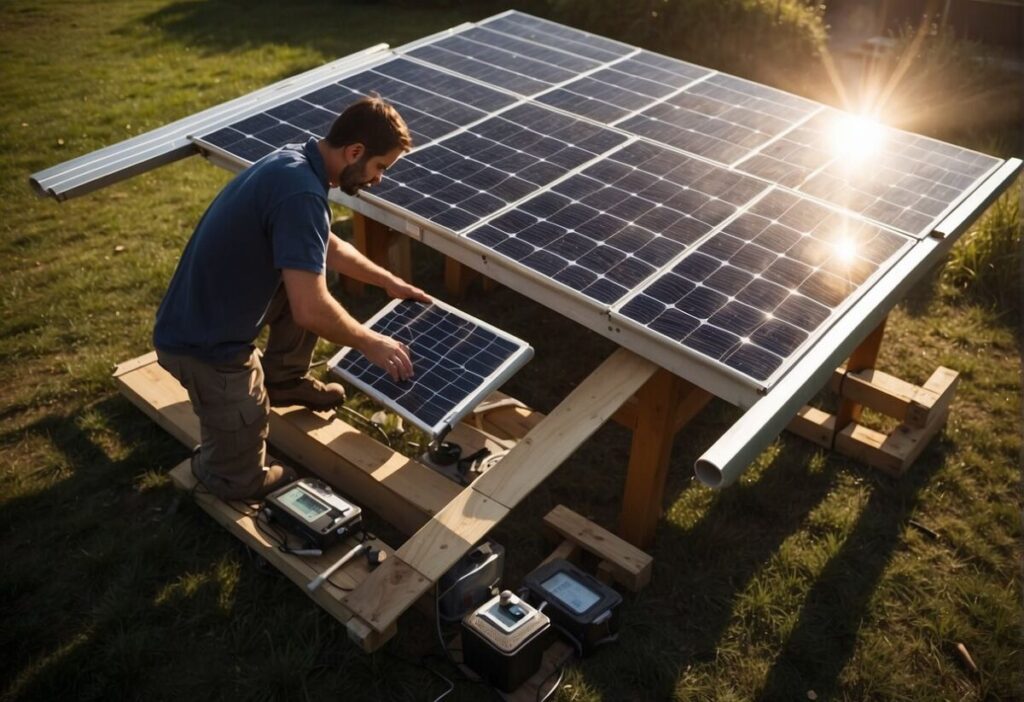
[463,139,771,305]
[371,103,629,232]
[613,188,912,383]
[328,299,533,438]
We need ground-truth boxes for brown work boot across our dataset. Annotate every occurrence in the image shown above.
[191,447,297,501]
[266,375,346,410]
[251,462,297,498]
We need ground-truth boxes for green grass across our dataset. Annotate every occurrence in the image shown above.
[1,1,1021,701]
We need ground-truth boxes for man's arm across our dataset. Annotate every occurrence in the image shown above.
[281,268,414,381]
[326,232,431,302]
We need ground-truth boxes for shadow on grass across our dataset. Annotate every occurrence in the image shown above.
[135,0,517,58]
[755,441,949,701]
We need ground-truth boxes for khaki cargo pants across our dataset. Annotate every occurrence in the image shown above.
[156,284,318,500]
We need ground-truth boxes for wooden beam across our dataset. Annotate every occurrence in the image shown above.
[787,405,836,448]
[835,316,888,433]
[472,348,658,509]
[270,406,458,535]
[346,213,411,296]
[342,556,432,636]
[618,373,709,548]
[397,487,509,582]
[539,539,581,569]
[543,505,653,592]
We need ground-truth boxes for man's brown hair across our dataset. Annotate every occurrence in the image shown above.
[326,95,412,156]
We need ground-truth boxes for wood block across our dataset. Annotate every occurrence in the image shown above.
[835,408,950,476]
[787,405,835,448]
[539,539,581,569]
[342,556,432,635]
[909,366,959,428]
[473,348,658,510]
[544,505,652,592]
[397,487,509,581]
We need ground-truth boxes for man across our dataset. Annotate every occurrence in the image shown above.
[154,96,430,501]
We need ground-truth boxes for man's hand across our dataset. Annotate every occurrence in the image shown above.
[361,332,414,382]
[384,275,431,304]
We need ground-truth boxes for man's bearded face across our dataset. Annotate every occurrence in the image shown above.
[338,154,372,196]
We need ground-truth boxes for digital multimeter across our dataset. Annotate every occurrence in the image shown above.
[523,559,622,655]
[264,478,362,550]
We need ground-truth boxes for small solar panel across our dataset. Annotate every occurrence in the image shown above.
[328,299,533,439]
[611,188,912,384]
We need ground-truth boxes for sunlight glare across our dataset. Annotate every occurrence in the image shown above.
[828,113,885,163]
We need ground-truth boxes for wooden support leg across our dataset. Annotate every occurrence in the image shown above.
[834,316,888,437]
[444,257,496,298]
[345,212,412,296]
[617,370,689,548]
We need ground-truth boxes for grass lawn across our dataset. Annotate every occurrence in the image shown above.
[0,1,1020,700]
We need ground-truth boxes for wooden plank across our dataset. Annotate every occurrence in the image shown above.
[787,405,836,448]
[835,316,888,432]
[270,407,458,535]
[168,459,392,650]
[397,487,509,582]
[115,358,199,447]
[545,504,652,592]
[342,556,432,635]
[112,350,158,378]
[473,348,658,510]
[837,368,939,425]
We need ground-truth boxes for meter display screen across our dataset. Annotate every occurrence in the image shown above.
[278,487,330,523]
[541,572,600,614]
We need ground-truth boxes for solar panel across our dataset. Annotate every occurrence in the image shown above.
[616,73,820,165]
[735,109,1002,238]
[534,52,712,124]
[328,299,533,439]
[194,57,518,165]
[480,11,634,63]
[611,188,912,383]
[370,103,629,232]
[464,139,771,305]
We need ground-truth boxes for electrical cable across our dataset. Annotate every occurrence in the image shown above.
[336,404,393,447]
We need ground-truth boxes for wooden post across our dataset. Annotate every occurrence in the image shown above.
[346,212,412,296]
[834,316,888,437]
[444,258,496,298]
[617,370,690,548]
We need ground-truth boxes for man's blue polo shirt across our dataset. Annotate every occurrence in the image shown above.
[154,138,332,361]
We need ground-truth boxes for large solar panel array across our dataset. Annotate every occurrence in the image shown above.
[191,10,1005,396]
[328,299,533,438]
